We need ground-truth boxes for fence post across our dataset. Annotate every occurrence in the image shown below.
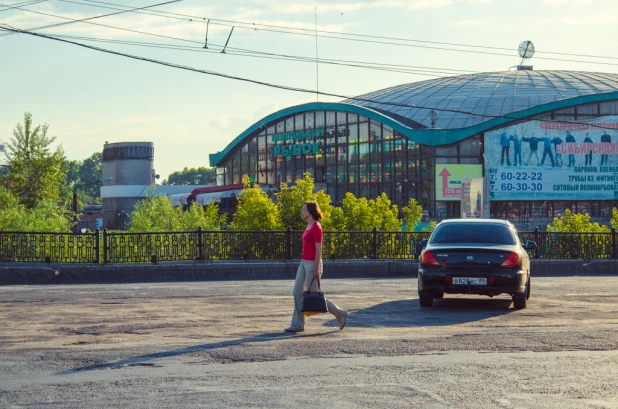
[612,227,616,258]
[534,227,540,259]
[103,229,109,264]
[95,229,100,264]
[197,226,204,260]
[286,226,292,260]
[372,227,378,259]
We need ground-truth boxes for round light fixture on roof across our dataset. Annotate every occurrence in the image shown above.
[518,41,535,59]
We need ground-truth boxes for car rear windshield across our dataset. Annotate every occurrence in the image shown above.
[430,223,517,245]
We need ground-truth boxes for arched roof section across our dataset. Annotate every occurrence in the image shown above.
[209,102,424,166]
[347,70,618,129]
[210,70,618,167]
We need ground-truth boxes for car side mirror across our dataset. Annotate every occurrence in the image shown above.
[414,239,428,256]
[524,241,537,250]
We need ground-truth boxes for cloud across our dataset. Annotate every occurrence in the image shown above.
[556,12,618,25]
[542,0,592,5]
[118,116,168,125]
[260,0,491,14]
[453,19,487,26]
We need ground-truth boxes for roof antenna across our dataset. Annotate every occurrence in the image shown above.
[221,26,234,54]
[203,19,210,49]
[516,40,535,71]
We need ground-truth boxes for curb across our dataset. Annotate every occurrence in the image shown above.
[1,259,617,285]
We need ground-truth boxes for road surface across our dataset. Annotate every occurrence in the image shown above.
[1,276,617,408]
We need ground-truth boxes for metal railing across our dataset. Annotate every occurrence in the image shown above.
[0,231,99,263]
[1,227,618,264]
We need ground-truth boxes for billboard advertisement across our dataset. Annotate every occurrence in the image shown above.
[461,178,484,218]
[485,116,618,200]
[435,164,482,201]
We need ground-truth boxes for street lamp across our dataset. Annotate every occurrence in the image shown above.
[427,109,440,129]
[72,177,113,214]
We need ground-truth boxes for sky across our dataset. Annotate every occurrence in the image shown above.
[1,0,618,181]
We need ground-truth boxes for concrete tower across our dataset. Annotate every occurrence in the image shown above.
[101,142,155,229]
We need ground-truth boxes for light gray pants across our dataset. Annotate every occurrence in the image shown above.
[290,260,345,329]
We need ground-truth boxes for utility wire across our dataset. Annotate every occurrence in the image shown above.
[3,4,613,88]
[8,26,607,92]
[0,0,182,38]
[3,24,617,132]
[4,2,618,70]
[0,0,46,12]
[59,0,618,63]
[32,31,472,77]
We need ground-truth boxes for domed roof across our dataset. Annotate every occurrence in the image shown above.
[346,70,618,130]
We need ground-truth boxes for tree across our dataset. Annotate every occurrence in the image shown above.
[78,152,103,198]
[2,112,66,208]
[128,189,225,232]
[162,166,215,185]
[60,152,104,209]
[336,192,401,231]
[547,209,610,233]
[339,193,376,231]
[231,175,279,230]
[371,193,401,231]
[610,208,618,230]
[546,209,610,259]
[0,187,71,231]
[276,172,336,230]
[401,198,423,232]
[181,201,226,231]
[128,194,183,232]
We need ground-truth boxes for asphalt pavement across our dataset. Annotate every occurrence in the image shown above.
[1,276,617,408]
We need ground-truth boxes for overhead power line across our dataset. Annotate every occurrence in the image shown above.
[2,24,617,132]
[31,31,475,77]
[1,6,613,93]
[0,0,182,38]
[57,0,618,63]
[3,1,618,69]
[0,0,47,13]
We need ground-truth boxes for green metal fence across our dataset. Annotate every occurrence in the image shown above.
[1,227,616,264]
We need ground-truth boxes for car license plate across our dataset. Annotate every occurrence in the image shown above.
[452,277,487,285]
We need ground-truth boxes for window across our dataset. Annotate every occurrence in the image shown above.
[337,112,346,125]
[435,143,457,156]
[431,223,516,245]
[326,111,336,126]
[600,101,618,115]
[459,138,481,156]
[577,103,599,116]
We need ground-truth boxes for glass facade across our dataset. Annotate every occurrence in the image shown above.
[216,110,485,218]
[215,98,618,226]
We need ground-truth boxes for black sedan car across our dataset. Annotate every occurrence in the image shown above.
[418,219,537,309]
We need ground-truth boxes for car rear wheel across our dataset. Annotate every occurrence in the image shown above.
[513,294,526,309]
[419,292,433,307]
[513,277,530,309]
[433,292,444,299]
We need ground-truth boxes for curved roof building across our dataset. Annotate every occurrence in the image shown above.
[348,70,618,129]
[210,70,618,227]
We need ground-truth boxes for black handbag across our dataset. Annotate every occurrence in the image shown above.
[301,278,328,313]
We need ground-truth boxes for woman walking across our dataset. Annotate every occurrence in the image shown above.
[285,201,347,333]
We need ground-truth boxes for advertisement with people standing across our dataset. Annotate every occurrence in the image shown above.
[484,116,618,200]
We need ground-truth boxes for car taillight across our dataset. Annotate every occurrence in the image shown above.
[421,250,440,266]
[488,276,494,285]
[444,276,452,284]
[500,252,521,267]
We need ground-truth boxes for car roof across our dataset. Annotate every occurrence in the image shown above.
[436,219,513,227]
